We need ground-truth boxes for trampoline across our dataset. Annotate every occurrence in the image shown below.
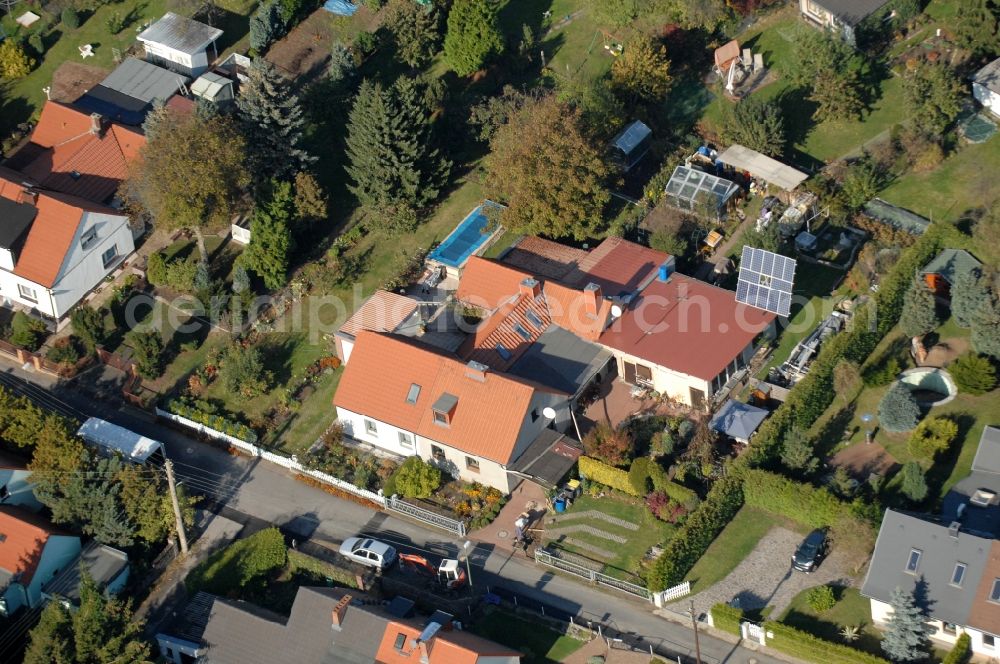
[427,201,504,269]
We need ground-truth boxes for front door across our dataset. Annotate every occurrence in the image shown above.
[689,387,706,411]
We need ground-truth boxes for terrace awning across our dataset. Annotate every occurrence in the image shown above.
[710,400,769,443]
[716,144,808,192]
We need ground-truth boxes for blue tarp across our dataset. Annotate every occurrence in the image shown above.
[323,0,358,15]
[710,400,769,443]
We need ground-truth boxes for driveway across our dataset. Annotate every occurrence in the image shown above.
[674,527,854,617]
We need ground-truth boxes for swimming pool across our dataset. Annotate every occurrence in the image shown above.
[427,201,503,269]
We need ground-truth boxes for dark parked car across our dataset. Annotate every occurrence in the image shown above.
[792,529,827,573]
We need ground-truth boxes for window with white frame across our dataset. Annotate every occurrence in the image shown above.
[431,445,445,460]
[80,227,98,250]
[17,284,37,303]
[398,431,414,448]
[984,633,996,649]
[364,419,377,436]
[951,562,966,587]
[990,578,1000,603]
[466,456,480,472]
[101,244,119,268]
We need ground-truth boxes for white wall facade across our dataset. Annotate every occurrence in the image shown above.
[870,598,999,657]
[973,82,1000,117]
[605,348,711,407]
[0,210,134,320]
[336,408,419,458]
[416,435,514,493]
[142,42,211,76]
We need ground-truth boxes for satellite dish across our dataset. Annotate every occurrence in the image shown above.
[611,304,623,318]
[542,407,557,420]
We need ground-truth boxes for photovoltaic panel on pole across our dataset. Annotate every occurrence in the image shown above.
[736,246,796,317]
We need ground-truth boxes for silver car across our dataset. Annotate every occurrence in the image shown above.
[339,537,397,570]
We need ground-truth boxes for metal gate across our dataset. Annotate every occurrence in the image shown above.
[386,495,467,537]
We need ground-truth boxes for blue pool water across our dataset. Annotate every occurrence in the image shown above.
[428,202,501,268]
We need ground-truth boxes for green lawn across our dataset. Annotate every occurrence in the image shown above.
[684,506,807,594]
[780,586,882,657]
[548,493,675,583]
[472,610,584,664]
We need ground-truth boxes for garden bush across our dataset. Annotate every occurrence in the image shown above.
[805,585,837,612]
[878,382,920,433]
[628,457,652,495]
[28,33,44,55]
[390,456,441,499]
[647,475,742,591]
[582,421,633,467]
[147,252,198,292]
[710,603,743,635]
[127,329,164,379]
[763,621,890,664]
[645,491,687,524]
[166,398,258,443]
[862,357,900,387]
[907,416,957,462]
[46,336,82,365]
[950,352,996,395]
[186,527,287,596]
[70,305,106,349]
[941,633,971,664]
[742,469,855,529]
[9,312,47,350]
[61,8,79,28]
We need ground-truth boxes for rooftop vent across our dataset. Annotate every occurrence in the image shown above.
[465,360,488,381]
[971,489,997,507]
[948,521,960,539]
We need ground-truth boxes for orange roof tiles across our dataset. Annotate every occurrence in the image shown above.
[6,101,145,204]
[374,619,521,663]
[599,273,775,381]
[334,332,555,464]
[501,236,589,281]
[455,257,531,310]
[569,237,671,294]
[0,506,57,585]
[462,291,552,370]
[967,541,1000,634]
[338,290,421,338]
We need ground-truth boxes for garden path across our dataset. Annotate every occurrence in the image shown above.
[474,479,548,552]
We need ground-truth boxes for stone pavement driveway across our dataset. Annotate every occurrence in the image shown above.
[673,527,854,617]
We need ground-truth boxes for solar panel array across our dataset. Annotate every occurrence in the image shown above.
[736,246,796,317]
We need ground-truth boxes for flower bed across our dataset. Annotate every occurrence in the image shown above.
[301,422,397,492]
[161,397,258,444]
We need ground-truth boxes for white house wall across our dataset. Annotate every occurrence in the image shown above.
[335,408,418,457]
[870,597,998,657]
[415,435,513,493]
[50,211,134,319]
[605,348,711,406]
[973,82,1000,117]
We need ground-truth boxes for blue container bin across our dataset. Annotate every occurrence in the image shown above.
[553,498,566,513]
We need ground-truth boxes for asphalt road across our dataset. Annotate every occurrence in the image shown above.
[0,364,791,664]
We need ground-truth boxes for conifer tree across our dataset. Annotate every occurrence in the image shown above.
[953,0,1000,56]
[443,0,503,76]
[878,382,921,433]
[244,180,294,290]
[881,586,930,662]
[237,59,314,184]
[951,268,987,328]
[971,287,1000,359]
[250,0,284,53]
[386,0,441,69]
[780,427,819,476]
[900,277,939,339]
[344,78,450,214]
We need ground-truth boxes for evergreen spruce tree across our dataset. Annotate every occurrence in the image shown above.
[900,277,939,338]
[443,0,503,76]
[900,461,928,502]
[878,382,921,433]
[951,268,987,328]
[971,288,1000,359]
[780,427,819,476]
[881,586,930,662]
[232,262,251,294]
[249,0,284,53]
[953,0,1000,56]
[237,59,314,184]
[244,181,294,290]
[386,0,441,69]
[344,78,450,216]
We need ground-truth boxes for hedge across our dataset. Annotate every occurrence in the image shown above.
[746,225,945,467]
[186,528,287,595]
[742,469,855,528]
[942,633,971,664]
[710,603,743,635]
[763,621,890,664]
[647,475,743,591]
[165,399,258,444]
[579,456,634,495]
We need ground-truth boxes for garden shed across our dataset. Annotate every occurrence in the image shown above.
[138,12,223,77]
[609,120,652,172]
[663,166,740,219]
[709,399,768,444]
[921,249,982,298]
[716,144,808,195]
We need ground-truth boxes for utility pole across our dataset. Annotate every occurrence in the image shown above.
[689,600,702,664]
[165,460,189,556]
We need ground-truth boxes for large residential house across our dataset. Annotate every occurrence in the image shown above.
[0,506,82,616]
[0,101,144,322]
[157,587,521,664]
[798,0,892,44]
[861,426,1000,657]
[335,331,572,492]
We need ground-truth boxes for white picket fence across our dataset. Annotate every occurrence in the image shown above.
[653,581,692,607]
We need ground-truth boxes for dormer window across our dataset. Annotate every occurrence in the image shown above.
[431,393,458,427]
[80,227,98,250]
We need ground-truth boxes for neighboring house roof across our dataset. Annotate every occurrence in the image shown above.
[501,236,589,282]
[599,273,775,381]
[861,509,994,628]
[966,544,1000,635]
[943,426,1000,537]
[0,175,123,288]
[508,325,612,396]
[973,426,1000,475]
[974,57,1000,94]
[862,198,930,235]
[809,0,892,25]
[3,100,145,204]
[75,59,189,126]
[456,256,535,310]
[43,541,128,603]
[921,249,982,286]
[716,144,809,192]
[335,331,560,464]
[0,506,58,586]
[508,429,583,489]
[138,12,223,54]
[337,290,422,340]
[375,617,521,664]
[567,236,671,295]
[710,399,769,442]
[461,285,553,370]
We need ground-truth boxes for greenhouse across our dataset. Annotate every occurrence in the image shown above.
[663,165,740,218]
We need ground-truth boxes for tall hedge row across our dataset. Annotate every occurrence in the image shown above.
[710,603,744,635]
[742,469,856,529]
[763,621,890,664]
[647,475,743,591]
[580,455,698,507]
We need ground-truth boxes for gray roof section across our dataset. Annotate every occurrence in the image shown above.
[42,541,128,602]
[138,12,223,54]
[508,325,612,396]
[811,0,892,25]
[710,400,769,442]
[861,510,992,626]
[921,249,982,286]
[943,426,1000,536]
[612,120,652,156]
[974,57,1000,94]
[508,429,582,489]
[100,58,189,104]
[973,426,1000,475]
[432,392,459,414]
[716,144,808,191]
[862,198,930,235]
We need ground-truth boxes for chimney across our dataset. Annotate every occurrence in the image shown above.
[465,360,488,382]
[583,282,601,317]
[331,594,352,629]
[89,113,104,136]
[519,277,541,298]
[658,261,672,282]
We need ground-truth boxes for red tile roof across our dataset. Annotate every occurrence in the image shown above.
[0,506,57,585]
[6,101,145,204]
[334,332,557,464]
[338,290,420,338]
[0,174,121,288]
[374,619,521,663]
[599,274,775,381]
[454,257,531,311]
[501,236,589,282]
[461,291,552,370]
[568,237,671,294]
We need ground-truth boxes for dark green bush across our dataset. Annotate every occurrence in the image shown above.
[628,457,652,495]
[61,8,79,28]
[46,336,83,364]
[942,633,971,664]
[9,312,47,350]
[863,357,901,387]
[805,585,836,612]
[28,33,44,55]
[950,352,996,395]
[186,527,287,595]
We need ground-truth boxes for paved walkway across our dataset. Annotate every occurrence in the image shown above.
[475,480,548,552]
[672,527,854,618]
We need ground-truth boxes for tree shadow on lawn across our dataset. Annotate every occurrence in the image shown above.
[924,410,976,507]
[781,608,884,656]
[815,400,858,459]
[260,333,301,387]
